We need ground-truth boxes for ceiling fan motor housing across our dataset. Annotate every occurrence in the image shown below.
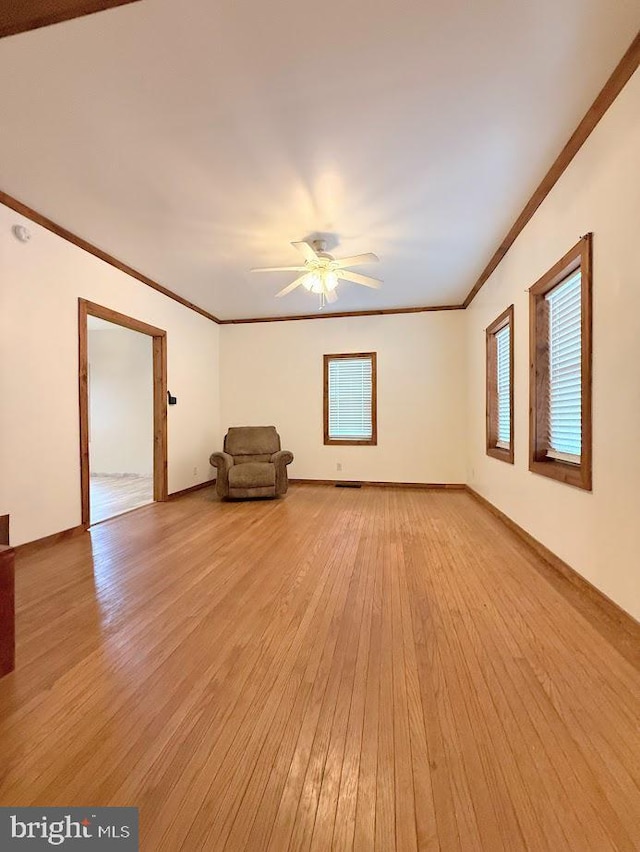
[311,239,333,259]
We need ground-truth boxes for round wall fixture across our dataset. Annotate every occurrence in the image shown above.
[12,224,31,243]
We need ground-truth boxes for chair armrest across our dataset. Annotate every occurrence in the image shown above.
[210,451,234,471]
[271,450,294,466]
[210,452,234,498]
[271,450,293,496]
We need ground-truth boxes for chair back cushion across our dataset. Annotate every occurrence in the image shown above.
[224,426,281,458]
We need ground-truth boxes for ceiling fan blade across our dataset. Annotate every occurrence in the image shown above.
[339,270,383,289]
[325,289,338,304]
[250,266,307,273]
[334,252,379,268]
[291,241,318,262]
[275,274,308,298]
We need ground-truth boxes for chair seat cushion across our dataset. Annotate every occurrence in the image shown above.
[228,462,275,489]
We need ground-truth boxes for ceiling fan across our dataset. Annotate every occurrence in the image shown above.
[251,239,382,308]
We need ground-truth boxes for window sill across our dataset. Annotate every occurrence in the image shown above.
[486,445,514,464]
[529,457,591,491]
[546,450,580,465]
[325,438,377,446]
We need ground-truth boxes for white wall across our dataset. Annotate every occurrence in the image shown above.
[220,311,467,484]
[466,68,640,621]
[0,203,220,546]
[88,325,154,476]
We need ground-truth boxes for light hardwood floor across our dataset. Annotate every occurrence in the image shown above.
[1,485,639,851]
[90,473,153,524]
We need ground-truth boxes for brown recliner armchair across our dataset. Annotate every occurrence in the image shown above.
[210,426,294,499]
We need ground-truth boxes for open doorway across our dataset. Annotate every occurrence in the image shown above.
[88,316,153,522]
[78,299,168,527]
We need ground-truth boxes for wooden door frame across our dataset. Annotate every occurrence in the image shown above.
[78,298,168,528]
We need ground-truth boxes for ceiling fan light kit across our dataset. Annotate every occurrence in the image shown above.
[251,238,382,308]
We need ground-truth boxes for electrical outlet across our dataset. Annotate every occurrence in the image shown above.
[336,462,342,472]
[193,466,198,477]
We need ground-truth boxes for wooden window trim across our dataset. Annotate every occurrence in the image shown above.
[323,352,378,446]
[486,305,514,464]
[529,234,592,491]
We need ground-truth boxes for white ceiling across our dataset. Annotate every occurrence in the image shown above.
[1,1,638,319]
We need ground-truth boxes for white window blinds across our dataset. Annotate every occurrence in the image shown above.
[327,356,373,440]
[495,324,511,446]
[546,270,582,459]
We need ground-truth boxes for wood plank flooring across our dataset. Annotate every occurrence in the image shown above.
[1,485,639,850]
[90,473,153,524]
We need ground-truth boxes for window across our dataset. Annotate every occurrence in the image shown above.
[324,353,377,445]
[486,306,514,463]
[529,234,592,490]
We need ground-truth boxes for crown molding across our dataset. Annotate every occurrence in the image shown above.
[0,0,139,38]
[0,191,222,323]
[463,29,640,308]
[0,0,143,39]
[217,303,463,324]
